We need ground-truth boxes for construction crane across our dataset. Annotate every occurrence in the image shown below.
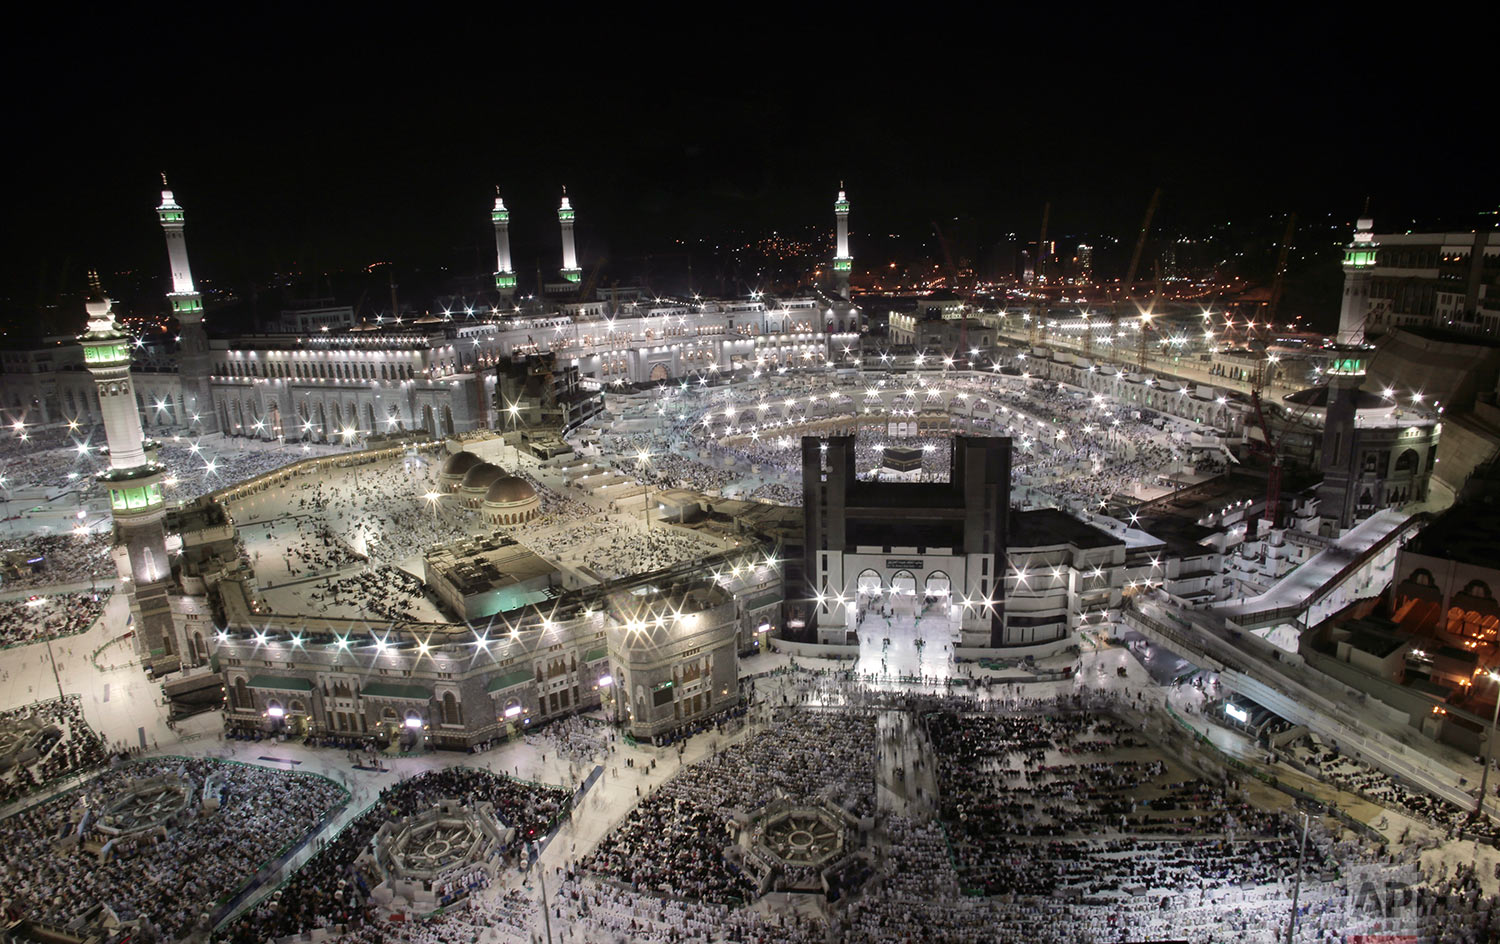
[1032,202,1050,348]
[578,258,606,303]
[930,221,968,356]
[1256,213,1297,391]
[1114,187,1161,366]
[1137,257,1162,371]
[1247,387,1316,527]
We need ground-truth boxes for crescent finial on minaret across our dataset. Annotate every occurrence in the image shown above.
[161,172,169,189]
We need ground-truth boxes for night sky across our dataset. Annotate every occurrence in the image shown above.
[3,12,1491,328]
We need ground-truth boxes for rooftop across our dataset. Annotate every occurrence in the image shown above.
[1010,508,1122,550]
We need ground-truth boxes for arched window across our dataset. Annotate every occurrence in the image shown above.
[1462,580,1494,601]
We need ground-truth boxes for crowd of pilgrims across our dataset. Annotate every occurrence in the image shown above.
[157,441,332,501]
[597,369,1224,513]
[308,566,432,622]
[0,588,111,647]
[533,714,612,768]
[524,514,722,580]
[845,811,1497,942]
[0,533,111,592]
[0,424,322,505]
[926,710,1327,897]
[310,888,540,944]
[581,708,875,904]
[0,757,344,942]
[602,432,740,494]
[1292,737,1500,845]
[216,767,568,944]
[257,513,362,580]
[0,696,108,806]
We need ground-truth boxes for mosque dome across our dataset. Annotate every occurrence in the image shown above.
[459,462,505,491]
[483,475,537,506]
[441,451,483,477]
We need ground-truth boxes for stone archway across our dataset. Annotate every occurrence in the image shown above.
[890,570,917,597]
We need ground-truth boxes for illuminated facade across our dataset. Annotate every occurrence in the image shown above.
[802,435,1011,648]
[1353,223,1500,339]
[215,546,759,745]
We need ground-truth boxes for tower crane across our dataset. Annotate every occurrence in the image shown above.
[1113,187,1161,366]
[930,221,968,356]
[1033,202,1050,347]
[1256,213,1297,391]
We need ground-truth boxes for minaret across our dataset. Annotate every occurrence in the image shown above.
[79,274,182,669]
[157,179,217,431]
[1336,215,1377,345]
[558,188,581,283]
[833,184,852,301]
[1316,347,1371,536]
[492,189,517,301]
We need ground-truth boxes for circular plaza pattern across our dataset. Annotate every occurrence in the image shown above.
[95,777,194,836]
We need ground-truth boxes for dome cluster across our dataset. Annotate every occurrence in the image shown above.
[439,450,539,525]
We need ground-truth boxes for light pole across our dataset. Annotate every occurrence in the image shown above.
[1477,669,1500,820]
[534,840,554,944]
[1285,809,1308,944]
[636,450,653,531]
[424,491,440,524]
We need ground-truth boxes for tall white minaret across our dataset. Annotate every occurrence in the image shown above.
[493,189,517,300]
[157,178,217,431]
[79,273,182,669]
[559,188,581,283]
[1336,216,1377,344]
[833,184,852,300]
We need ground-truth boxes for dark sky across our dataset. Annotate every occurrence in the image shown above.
[4,11,1492,320]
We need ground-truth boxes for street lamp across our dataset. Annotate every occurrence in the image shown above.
[636,449,653,531]
[1477,669,1500,820]
[424,491,441,524]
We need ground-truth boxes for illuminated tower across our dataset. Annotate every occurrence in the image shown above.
[558,188,581,283]
[1336,216,1378,345]
[833,184,852,300]
[157,179,217,431]
[492,190,517,301]
[79,275,181,669]
[1316,348,1370,536]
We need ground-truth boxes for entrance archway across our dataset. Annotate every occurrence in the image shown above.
[924,571,951,599]
[856,569,882,598]
[890,570,917,597]
[649,363,669,382]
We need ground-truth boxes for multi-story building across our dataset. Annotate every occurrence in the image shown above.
[1338,219,1500,341]
[214,542,759,746]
